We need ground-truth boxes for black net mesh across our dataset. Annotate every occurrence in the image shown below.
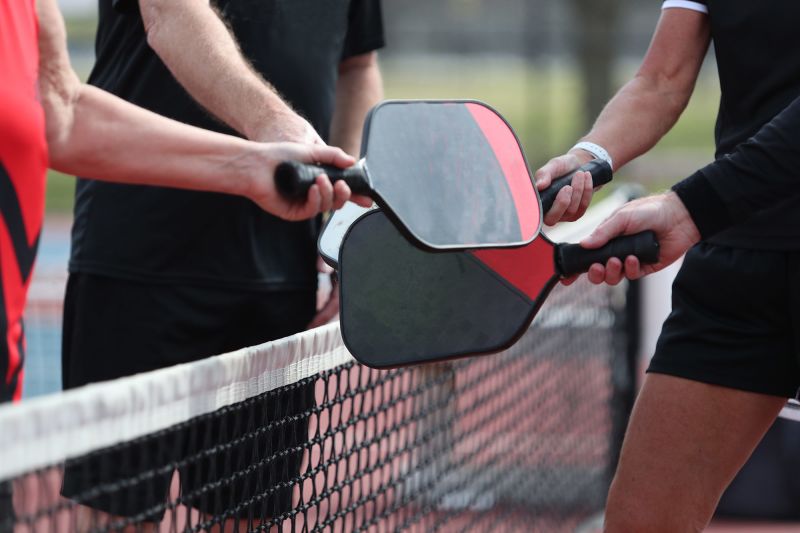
[1,275,632,533]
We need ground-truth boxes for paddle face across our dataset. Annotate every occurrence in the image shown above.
[339,210,557,368]
[362,100,541,250]
[320,157,613,269]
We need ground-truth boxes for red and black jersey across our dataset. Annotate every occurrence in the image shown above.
[0,0,48,402]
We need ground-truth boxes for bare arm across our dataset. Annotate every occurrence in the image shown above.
[574,9,710,168]
[36,0,364,220]
[329,52,384,156]
[535,8,711,223]
[140,0,319,143]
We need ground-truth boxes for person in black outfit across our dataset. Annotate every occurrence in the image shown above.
[61,0,384,527]
[533,1,800,530]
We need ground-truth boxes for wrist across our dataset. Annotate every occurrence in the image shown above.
[664,191,702,244]
[244,97,295,141]
[671,170,732,240]
[570,141,614,169]
[228,142,273,201]
[566,148,598,167]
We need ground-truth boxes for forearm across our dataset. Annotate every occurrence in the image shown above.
[36,0,360,222]
[329,53,383,156]
[48,84,258,197]
[673,94,800,239]
[575,9,709,169]
[141,0,292,140]
[577,76,693,169]
[38,0,257,195]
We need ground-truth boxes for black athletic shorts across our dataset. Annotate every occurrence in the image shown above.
[60,273,317,521]
[0,480,12,533]
[649,243,800,398]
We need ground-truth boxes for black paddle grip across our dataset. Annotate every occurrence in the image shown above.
[275,161,370,200]
[556,230,660,278]
[540,159,613,213]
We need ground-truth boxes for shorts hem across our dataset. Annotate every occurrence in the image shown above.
[646,364,796,399]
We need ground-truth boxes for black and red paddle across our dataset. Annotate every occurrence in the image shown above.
[337,205,658,368]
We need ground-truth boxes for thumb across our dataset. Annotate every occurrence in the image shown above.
[581,210,629,249]
[534,157,570,191]
[312,145,356,169]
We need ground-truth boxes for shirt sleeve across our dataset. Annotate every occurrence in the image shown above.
[672,94,800,239]
[662,1,708,14]
[341,0,386,60]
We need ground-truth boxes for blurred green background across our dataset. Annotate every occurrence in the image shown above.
[53,0,721,214]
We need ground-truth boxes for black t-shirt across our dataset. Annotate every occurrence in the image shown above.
[69,0,385,289]
[674,94,800,240]
[662,0,800,250]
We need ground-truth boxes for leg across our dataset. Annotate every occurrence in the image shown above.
[0,480,12,533]
[604,373,786,533]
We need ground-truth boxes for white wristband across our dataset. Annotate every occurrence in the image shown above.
[571,142,613,169]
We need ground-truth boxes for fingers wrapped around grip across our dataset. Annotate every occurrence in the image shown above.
[539,159,612,212]
[556,231,660,277]
[276,161,370,200]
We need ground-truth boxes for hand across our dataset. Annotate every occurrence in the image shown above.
[534,150,597,225]
[308,256,339,329]
[579,192,701,285]
[251,142,372,221]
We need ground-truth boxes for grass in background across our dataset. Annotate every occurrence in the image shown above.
[383,58,721,187]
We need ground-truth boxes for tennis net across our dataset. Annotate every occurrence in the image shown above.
[1,189,641,532]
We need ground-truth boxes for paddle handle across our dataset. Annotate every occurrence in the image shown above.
[540,159,613,213]
[556,231,660,277]
[275,160,371,200]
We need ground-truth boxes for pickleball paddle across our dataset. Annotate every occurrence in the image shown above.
[279,100,610,251]
[337,209,658,368]
[317,158,612,268]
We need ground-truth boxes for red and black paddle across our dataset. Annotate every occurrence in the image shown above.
[337,203,657,368]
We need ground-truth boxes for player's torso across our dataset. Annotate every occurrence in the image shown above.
[0,0,47,183]
[0,0,48,402]
[71,0,364,288]
[217,0,353,126]
[701,0,800,249]
[92,0,355,133]
[705,1,800,155]
[0,0,47,295]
